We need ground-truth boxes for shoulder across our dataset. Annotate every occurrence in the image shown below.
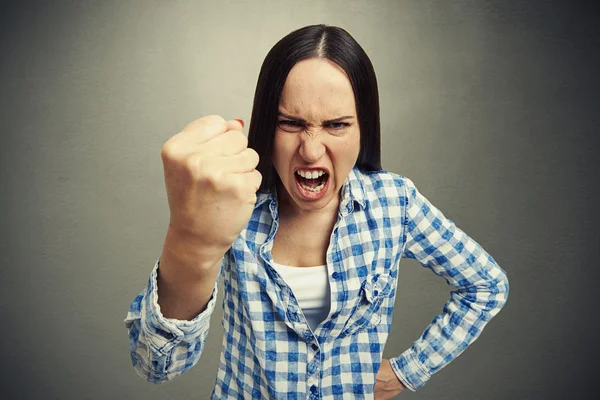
[354,169,418,203]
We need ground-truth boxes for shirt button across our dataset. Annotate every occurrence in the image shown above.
[310,385,317,393]
[331,271,339,279]
[311,343,319,351]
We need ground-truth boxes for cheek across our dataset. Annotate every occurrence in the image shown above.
[339,131,361,164]
[351,129,361,156]
[330,141,358,178]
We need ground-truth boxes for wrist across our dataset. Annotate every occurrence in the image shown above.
[161,225,225,277]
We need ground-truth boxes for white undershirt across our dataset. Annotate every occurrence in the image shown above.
[271,261,331,332]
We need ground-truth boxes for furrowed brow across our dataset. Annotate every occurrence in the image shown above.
[277,112,306,122]
[323,116,354,124]
[277,112,354,124]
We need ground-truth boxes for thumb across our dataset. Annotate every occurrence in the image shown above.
[225,118,245,132]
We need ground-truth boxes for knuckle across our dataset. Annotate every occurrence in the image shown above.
[233,184,249,201]
[194,158,226,190]
[183,154,202,177]
[183,155,209,180]
[160,140,177,161]
[206,173,225,191]
[200,115,226,127]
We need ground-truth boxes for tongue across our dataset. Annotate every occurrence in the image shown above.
[298,176,320,188]
[297,176,323,189]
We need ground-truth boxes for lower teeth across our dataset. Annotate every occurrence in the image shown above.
[300,182,325,192]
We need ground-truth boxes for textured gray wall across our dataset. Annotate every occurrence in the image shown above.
[1,1,598,399]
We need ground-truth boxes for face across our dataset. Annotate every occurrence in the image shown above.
[273,58,360,213]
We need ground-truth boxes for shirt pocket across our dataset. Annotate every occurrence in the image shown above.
[339,273,393,338]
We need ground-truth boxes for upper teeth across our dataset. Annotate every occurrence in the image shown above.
[296,169,325,179]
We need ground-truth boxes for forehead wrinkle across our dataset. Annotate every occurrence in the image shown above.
[278,108,352,124]
[279,59,356,123]
[279,94,355,123]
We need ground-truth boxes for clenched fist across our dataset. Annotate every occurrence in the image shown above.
[161,115,261,256]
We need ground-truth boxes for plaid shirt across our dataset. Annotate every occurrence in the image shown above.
[124,168,509,399]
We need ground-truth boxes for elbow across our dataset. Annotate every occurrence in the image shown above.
[466,261,510,316]
[490,262,510,313]
[499,263,510,299]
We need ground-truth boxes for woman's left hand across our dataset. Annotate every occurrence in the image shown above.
[374,359,407,399]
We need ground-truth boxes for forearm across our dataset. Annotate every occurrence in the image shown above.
[390,263,509,390]
[157,225,225,320]
[124,261,220,383]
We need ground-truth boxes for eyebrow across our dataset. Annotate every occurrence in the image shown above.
[277,112,354,124]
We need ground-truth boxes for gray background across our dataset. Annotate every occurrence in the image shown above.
[1,0,598,399]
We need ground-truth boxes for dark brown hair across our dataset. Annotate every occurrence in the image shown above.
[247,24,381,191]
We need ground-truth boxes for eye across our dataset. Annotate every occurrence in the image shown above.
[279,120,302,126]
[278,119,305,132]
[326,122,350,130]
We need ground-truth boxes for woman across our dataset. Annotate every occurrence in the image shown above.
[124,24,509,399]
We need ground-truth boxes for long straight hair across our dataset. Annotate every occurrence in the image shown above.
[247,24,381,192]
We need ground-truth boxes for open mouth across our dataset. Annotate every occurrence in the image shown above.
[294,168,330,200]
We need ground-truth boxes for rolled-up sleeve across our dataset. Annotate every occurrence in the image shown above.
[390,178,509,391]
[123,258,221,383]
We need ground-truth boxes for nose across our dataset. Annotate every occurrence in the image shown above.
[298,130,326,163]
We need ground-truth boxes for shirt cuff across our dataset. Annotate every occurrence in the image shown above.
[389,348,431,391]
[141,258,218,355]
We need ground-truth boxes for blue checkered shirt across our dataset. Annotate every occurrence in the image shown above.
[124,168,509,398]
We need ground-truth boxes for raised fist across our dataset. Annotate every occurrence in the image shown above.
[160,115,261,252]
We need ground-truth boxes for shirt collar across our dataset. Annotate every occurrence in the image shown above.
[255,166,368,217]
[340,167,367,214]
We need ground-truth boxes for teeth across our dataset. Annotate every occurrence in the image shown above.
[296,169,326,179]
[299,181,326,192]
